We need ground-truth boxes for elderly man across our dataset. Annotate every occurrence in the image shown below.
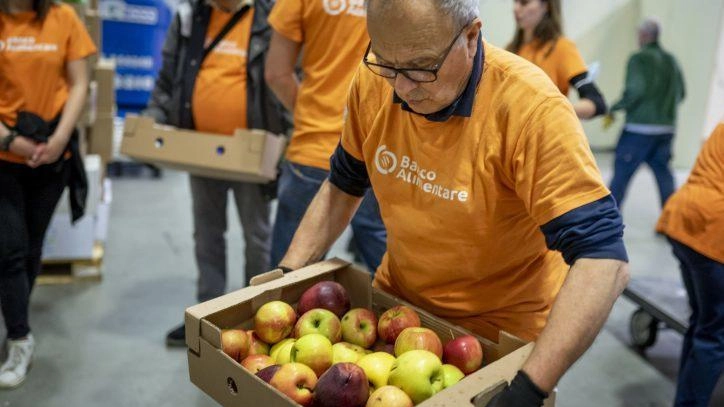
[278,0,630,405]
[608,18,685,209]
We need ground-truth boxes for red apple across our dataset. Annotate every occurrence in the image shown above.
[443,335,483,374]
[256,364,281,383]
[313,363,370,407]
[377,306,421,344]
[294,308,342,343]
[221,329,250,362]
[247,330,271,356]
[341,308,378,349]
[297,281,351,318]
[240,354,275,373]
[254,300,297,344]
[269,363,318,407]
[394,327,443,359]
[372,341,395,356]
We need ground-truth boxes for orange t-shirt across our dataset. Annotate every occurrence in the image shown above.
[517,37,587,96]
[192,7,254,134]
[0,3,96,163]
[341,42,610,342]
[268,0,368,170]
[657,123,724,263]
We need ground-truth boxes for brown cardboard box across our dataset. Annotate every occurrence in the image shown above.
[121,115,286,183]
[185,259,556,407]
[68,2,87,22]
[85,9,102,47]
[94,58,116,115]
[80,80,98,128]
[88,113,115,165]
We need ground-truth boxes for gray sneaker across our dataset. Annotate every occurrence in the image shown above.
[0,334,34,389]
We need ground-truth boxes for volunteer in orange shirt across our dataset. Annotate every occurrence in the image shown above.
[657,123,724,407]
[507,0,606,119]
[264,0,386,272]
[278,1,630,406]
[144,0,289,347]
[0,0,96,388]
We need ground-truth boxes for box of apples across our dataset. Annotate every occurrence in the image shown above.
[185,259,555,407]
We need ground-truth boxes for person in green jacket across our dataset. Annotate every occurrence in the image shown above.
[607,18,685,209]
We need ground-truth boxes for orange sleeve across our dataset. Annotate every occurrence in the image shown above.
[268,0,304,43]
[64,5,97,61]
[698,123,724,184]
[339,65,367,161]
[557,39,587,85]
[512,96,610,225]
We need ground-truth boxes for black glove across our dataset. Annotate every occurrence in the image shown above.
[485,371,548,407]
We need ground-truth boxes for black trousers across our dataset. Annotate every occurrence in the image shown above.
[0,160,69,339]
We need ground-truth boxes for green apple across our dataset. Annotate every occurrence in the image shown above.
[291,333,333,377]
[441,364,465,388]
[341,308,378,348]
[270,338,296,364]
[294,308,342,343]
[356,352,396,391]
[366,386,414,407]
[388,350,444,404]
[332,342,368,364]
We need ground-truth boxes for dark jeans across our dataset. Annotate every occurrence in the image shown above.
[669,239,724,407]
[270,161,387,275]
[609,130,675,208]
[0,160,69,339]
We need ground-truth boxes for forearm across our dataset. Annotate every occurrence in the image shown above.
[573,99,596,120]
[268,75,299,112]
[279,179,362,269]
[522,258,629,392]
[53,80,88,144]
[0,122,10,138]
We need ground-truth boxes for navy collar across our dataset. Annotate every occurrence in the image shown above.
[393,35,484,122]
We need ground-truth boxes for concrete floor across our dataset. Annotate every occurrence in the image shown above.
[0,153,722,406]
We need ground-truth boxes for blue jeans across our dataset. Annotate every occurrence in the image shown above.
[270,161,387,274]
[669,239,724,407]
[609,130,675,208]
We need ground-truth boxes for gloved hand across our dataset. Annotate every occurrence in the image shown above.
[485,371,548,407]
[602,113,615,130]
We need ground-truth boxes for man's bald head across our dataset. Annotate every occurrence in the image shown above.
[367,0,479,30]
[638,17,661,46]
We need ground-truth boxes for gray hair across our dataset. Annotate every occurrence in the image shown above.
[639,17,661,40]
[366,0,479,29]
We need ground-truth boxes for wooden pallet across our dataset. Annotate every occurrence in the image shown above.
[38,244,104,285]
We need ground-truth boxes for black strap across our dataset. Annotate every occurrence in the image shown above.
[201,5,249,63]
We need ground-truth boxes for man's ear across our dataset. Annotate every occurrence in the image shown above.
[466,18,483,55]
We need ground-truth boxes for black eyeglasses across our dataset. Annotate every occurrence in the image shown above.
[363,23,469,83]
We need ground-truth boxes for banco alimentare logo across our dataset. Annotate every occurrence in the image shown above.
[322,0,365,17]
[374,145,397,175]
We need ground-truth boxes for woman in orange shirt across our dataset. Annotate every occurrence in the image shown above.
[507,0,607,119]
[0,0,95,388]
[657,123,724,407]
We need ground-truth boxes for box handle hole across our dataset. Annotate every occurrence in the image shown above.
[227,377,238,395]
[216,146,225,156]
[154,137,164,148]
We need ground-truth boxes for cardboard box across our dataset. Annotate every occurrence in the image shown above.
[94,58,116,115]
[68,2,87,22]
[122,115,286,183]
[85,9,102,47]
[88,113,116,165]
[186,259,556,407]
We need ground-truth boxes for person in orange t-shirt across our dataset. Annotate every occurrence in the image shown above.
[144,0,289,347]
[657,123,724,407]
[507,0,606,120]
[0,0,96,388]
[278,1,630,406]
[265,0,387,272]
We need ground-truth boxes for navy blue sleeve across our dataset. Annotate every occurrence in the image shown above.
[570,72,608,117]
[328,143,370,197]
[540,195,628,265]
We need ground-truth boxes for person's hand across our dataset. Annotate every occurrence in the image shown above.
[8,136,38,158]
[602,113,615,130]
[28,135,66,168]
[485,371,547,407]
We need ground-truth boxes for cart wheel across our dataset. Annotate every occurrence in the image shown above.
[630,308,658,350]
